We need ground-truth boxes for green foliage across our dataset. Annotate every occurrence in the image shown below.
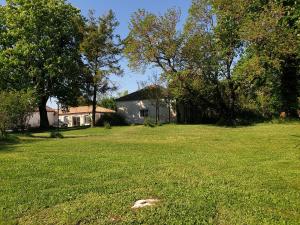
[96,113,127,126]
[80,10,122,127]
[103,121,111,129]
[143,117,156,127]
[50,131,64,139]
[125,0,246,122]
[124,8,183,73]
[0,0,84,128]
[117,90,129,98]
[233,51,282,118]
[99,97,117,110]
[125,0,300,122]
[0,90,36,138]
[238,0,300,117]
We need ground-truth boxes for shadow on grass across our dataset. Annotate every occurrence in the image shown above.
[0,135,20,144]
[176,117,300,128]
[18,127,91,139]
[0,136,21,152]
[175,122,258,128]
[26,126,91,134]
[28,135,81,139]
[0,132,81,153]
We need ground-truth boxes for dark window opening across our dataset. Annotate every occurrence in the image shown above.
[140,109,149,118]
[64,116,68,123]
[72,116,80,126]
[84,115,91,124]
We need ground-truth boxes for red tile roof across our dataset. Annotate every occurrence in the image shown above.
[59,106,115,115]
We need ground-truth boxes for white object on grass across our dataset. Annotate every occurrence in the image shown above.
[131,199,160,209]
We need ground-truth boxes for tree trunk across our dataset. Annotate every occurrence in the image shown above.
[39,96,49,129]
[215,82,229,120]
[0,126,7,139]
[155,100,160,124]
[184,103,188,124]
[226,62,236,123]
[281,56,299,118]
[228,80,236,121]
[91,85,97,127]
[157,104,160,124]
[168,99,171,123]
[175,100,181,123]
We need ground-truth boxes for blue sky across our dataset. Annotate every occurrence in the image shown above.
[1,0,192,106]
[69,0,191,94]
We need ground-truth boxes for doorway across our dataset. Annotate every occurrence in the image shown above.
[72,116,80,127]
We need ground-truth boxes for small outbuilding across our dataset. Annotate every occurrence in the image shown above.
[116,86,177,124]
[59,106,115,127]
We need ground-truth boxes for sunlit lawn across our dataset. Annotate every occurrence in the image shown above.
[0,123,299,224]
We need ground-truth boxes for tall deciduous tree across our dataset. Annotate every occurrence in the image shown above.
[125,9,200,122]
[213,0,245,120]
[185,0,246,123]
[0,0,84,129]
[125,2,247,123]
[239,0,299,117]
[125,8,183,74]
[80,10,122,127]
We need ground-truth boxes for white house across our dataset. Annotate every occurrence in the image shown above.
[27,106,58,128]
[116,86,176,124]
[58,106,115,127]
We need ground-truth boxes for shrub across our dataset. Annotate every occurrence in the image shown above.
[143,118,156,127]
[99,98,117,111]
[0,90,36,139]
[104,121,111,129]
[96,113,127,126]
[50,131,64,139]
[157,121,163,126]
[0,135,19,143]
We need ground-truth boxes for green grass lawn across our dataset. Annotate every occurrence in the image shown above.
[0,123,299,224]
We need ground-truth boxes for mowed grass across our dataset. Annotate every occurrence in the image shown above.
[0,123,299,224]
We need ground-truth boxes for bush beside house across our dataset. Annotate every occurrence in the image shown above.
[0,90,36,139]
[96,113,128,127]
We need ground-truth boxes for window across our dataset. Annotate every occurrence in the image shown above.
[84,115,91,125]
[72,116,81,127]
[64,116,68,124]
[140,109,149,118]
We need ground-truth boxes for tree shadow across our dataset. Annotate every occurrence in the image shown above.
[27,135,82,139]
[0,132,80,153]
[59,126,91,132]
[290,134,300,139]
[23,125,91,135]
[0,136,21,152]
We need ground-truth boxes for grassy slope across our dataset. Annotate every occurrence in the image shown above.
[0,123,299,224]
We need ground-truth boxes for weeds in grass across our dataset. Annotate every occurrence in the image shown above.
[104,122,112,129]
[50,131,64,139]
[144,118,156,127]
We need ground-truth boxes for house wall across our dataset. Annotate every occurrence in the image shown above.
[116,99,176,124]
[27,112,57,128]
[58,113,101,127]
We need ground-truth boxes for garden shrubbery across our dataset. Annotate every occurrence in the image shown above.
[0,90,36,139]
[50,131,64,139]
[96,113,127,127]
[143,118,157,127]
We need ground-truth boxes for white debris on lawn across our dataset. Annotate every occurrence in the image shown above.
[131,199,160,209]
